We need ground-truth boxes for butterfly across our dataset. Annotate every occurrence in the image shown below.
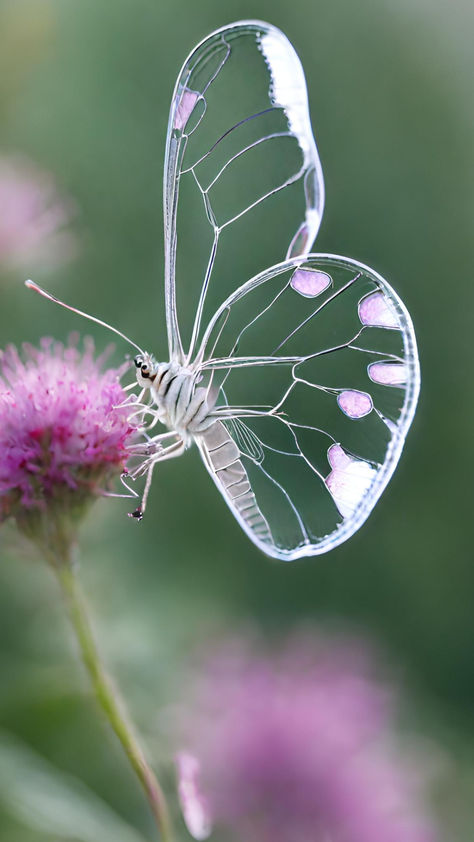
[28,20,420,560]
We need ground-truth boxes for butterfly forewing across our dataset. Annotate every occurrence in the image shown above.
[195,255,419,560]
[164,21,324,363]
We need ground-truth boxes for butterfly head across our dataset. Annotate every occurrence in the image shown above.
[134,353,158,388]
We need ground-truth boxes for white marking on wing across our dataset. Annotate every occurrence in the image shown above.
[325,444,377,518]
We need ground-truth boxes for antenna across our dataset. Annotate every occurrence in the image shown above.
[25,280,144,355]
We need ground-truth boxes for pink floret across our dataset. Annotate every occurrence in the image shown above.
[0,335,136,520]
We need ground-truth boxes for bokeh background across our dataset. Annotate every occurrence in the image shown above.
[0,0,472,839]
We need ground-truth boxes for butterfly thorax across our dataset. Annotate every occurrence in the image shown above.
[134,354,216,440]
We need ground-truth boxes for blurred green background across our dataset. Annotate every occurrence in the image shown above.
[0,0,473,839]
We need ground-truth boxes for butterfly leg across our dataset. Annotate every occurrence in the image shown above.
[126,402,156,425]
[141,410,163,433]
[128,437,185,520]
[127,429,178,456]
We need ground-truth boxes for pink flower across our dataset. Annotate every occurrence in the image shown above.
[176,634,438,842]
[0,336,137,551]
[0,156,76,271]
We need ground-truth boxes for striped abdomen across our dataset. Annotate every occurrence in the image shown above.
[198,421,272,545]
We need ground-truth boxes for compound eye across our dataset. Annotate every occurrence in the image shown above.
[141,365,150,379]
[134,354,143,368]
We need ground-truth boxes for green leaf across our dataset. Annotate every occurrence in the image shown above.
[0,731,148,842]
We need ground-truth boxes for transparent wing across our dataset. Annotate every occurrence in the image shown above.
[194,255,420,560]
[163,20,324,363]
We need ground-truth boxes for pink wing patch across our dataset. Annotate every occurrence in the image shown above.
[358,292,399,328]
[337,389,373,419]
[287,222,311,258]
[290,268,332,297]
[173,89,199,132]
[176,753,212,840]
[368,362,407,386]
[326,444,376,518]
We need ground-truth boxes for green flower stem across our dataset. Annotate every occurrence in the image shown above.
[55,561,173,842]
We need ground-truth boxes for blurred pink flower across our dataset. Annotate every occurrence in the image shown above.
[0,336,137,548]
[176,634,438,842]
[0,155,76,271]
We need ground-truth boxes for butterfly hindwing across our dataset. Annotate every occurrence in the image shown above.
[195,255,419,559]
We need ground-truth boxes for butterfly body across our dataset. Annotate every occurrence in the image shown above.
[133,354,216,440]
[133,348,275,544]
